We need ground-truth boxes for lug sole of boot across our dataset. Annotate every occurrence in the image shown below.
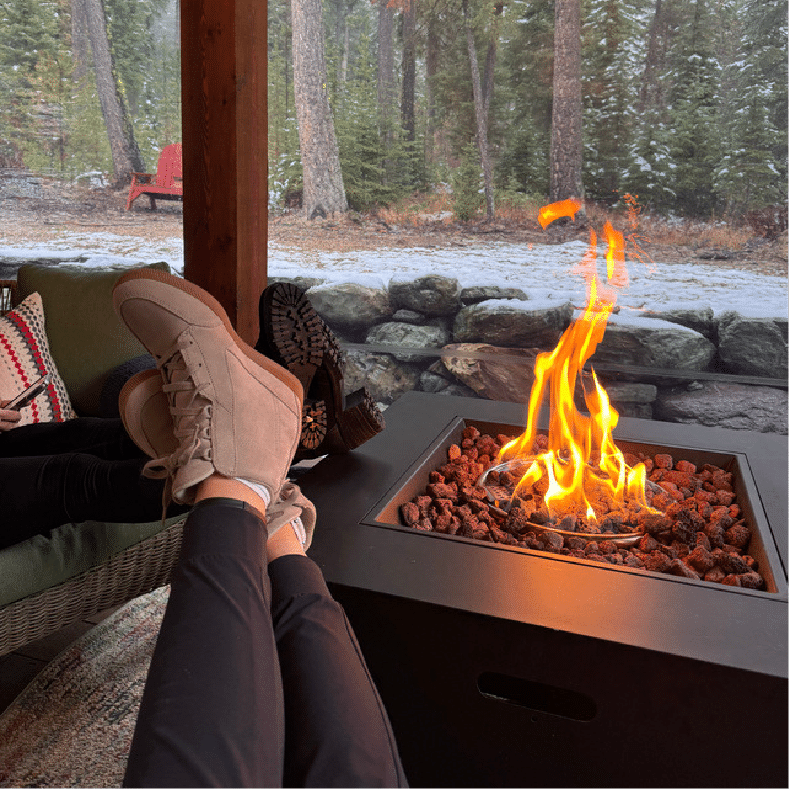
[258,282,344,444]
[295,387,385,459]
[259,282,328,393]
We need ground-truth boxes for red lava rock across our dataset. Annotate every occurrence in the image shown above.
[721,574,742,587]
[704,567,727,584]
[540,531,564,551]
[739,571,764,590]
[639,534,660,552]
[675,460,697,474]
[654,453,673,469]
[448,444,462,461]
[644,552,672,573]
[400,502,420,526]
[725,524,751,550]
[670,560,700,580]
[687,545,715,573]
[704,523,726,548]
[715,490,735,507]
[718,551,749,575]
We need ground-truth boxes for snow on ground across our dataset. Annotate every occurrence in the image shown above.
[1,232,786,318]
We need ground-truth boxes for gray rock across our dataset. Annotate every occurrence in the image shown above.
[640,305,715,340]
[389,274,461,316]
[453,299,573,347]
[716,312,788,379]
[460,285,529,305]
[365,322,450,363]
[391,309,424,325]
[419,370,451,393]
[593,315,715,371]
[440,343,540,402]
[654,383,787,434]
[306,283,392,336]
[343,350,422,404]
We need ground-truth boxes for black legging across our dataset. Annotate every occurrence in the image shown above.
[123,498,407,788]
[0,417,184,549]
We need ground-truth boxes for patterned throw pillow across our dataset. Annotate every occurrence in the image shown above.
[0,292,76,425]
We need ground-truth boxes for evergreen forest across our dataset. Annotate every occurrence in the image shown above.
[1,0,786,222]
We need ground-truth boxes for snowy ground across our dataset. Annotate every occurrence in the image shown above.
[1,231,786,319]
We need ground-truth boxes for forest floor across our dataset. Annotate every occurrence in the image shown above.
[0,180,786,279]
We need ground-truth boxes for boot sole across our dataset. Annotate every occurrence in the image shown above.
[295,387,385,460]
[257,283,385,459]
[259,283,328,394]
[113,268,304,407]
[258,282,344,435]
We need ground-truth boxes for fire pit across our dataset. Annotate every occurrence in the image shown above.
[394,419,778,591]
[299,391,787,788]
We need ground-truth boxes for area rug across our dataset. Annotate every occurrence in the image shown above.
[0,586,169,788]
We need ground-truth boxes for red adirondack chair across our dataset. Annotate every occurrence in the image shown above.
[126,143,183,211]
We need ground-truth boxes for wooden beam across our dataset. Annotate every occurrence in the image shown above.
[180,0,267,345]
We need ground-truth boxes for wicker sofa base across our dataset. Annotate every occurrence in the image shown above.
[0,519,184,659]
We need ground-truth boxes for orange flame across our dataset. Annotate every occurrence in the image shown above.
[499,205,652,522]
[538,198,582,229]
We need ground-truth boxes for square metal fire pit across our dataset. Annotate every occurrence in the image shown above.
[299,392,787,787]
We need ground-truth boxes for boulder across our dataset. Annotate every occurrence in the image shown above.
[440,343,540,402]
[365,321,450,363]
[452,299,574,347]
[306,282,392,337]
[460,285,529,305]
[391,309,423,325]
[419,369,452,393]
[654,383,787,434]
[389,274,461,316]
[640,304,715,340]
[343,350,422,404]
[593,315,715,371]
[716,312,788,379]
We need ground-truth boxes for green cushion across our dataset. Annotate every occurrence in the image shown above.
[0,515,184,607]
[15,262,169,416]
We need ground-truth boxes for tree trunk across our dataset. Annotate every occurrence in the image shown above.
[377,0,396,182]
[549,0,583,202]
[462,0,495,220]
[377,0,395,130]
[424,6,439,171]
[401,0,416,142]
[70,0,90,84]
[292,0,347,217]
[83,0,145,184]
[638,0,666,114]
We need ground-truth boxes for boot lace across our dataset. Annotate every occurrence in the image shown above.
[141,340,213,514]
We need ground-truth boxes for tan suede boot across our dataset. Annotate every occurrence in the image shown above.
[120,368,315,546]
[113,268,303,504]
[119,368,177,462]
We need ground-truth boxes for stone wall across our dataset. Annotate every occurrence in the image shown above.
[274,273,788,434]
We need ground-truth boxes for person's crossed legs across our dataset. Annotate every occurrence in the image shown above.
[114,269,406,788]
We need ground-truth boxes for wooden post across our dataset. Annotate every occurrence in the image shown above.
[180,0,267,345]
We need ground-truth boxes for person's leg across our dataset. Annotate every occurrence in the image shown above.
[124,477,285,788]
[0,453,184,550]
[267,527,408,788]
[0,416,143,460]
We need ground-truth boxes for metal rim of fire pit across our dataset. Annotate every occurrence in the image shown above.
[478,458,643,547]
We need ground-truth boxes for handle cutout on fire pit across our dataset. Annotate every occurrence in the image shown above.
[478,671,596,722]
